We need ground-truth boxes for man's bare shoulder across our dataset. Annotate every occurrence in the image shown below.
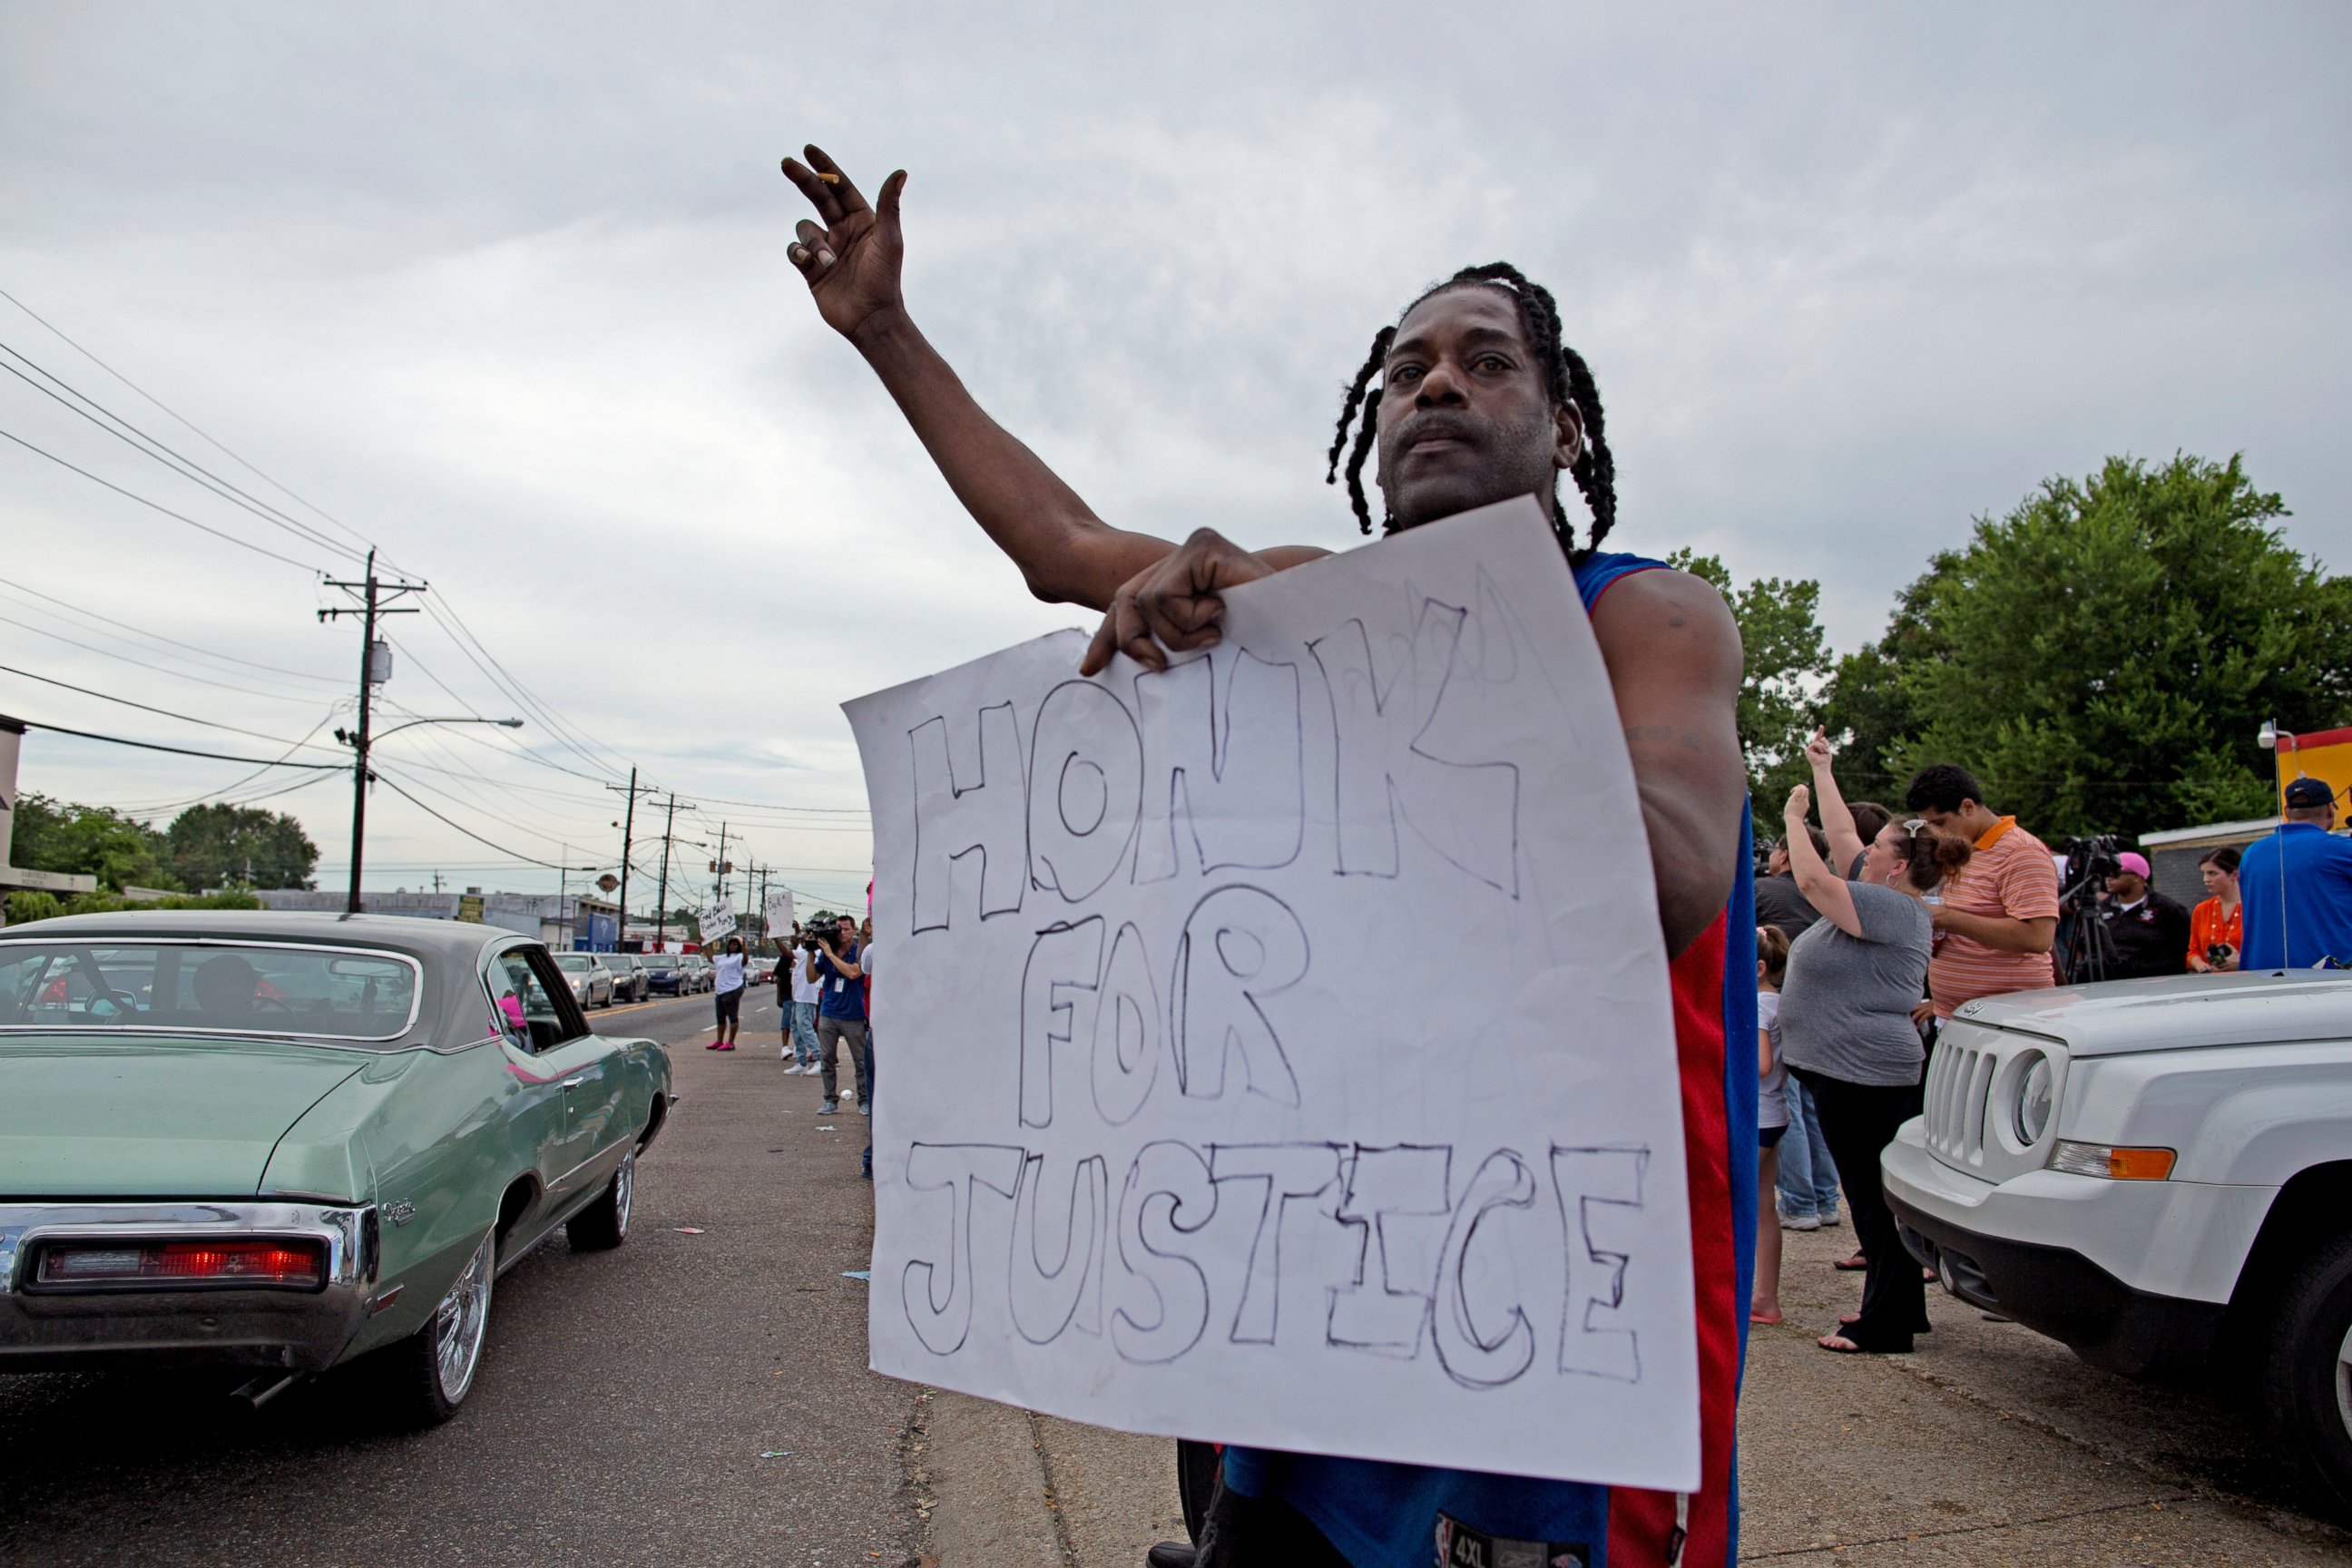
[1588,564,1742,686]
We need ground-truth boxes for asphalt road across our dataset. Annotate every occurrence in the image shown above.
[0,985,920,1568]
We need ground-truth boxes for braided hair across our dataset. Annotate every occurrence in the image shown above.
[1324,262,1617,556]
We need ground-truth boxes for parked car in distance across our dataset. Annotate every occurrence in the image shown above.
[681,955,713,994]
[642,953,693,995]
[552,952,612,1009]
[0,911,672,1425]
[1882,970,2352,1520]
[601,953,649,1004]
[748,954,777,985]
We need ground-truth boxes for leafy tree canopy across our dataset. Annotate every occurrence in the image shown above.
[165,802,318,891]
[1822,454,2352,841]
[1667,550,1832,801]
[5,793,176,894]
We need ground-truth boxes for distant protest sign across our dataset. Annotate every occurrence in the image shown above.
[844,500,1696,1489]
[765,889,798,936]
[700,898,737,943]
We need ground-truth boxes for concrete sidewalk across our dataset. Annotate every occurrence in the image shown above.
[912,1221,2352,1565]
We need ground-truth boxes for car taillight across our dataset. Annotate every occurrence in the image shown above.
[35,1239,328,1289]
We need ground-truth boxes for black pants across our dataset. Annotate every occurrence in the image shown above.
[1795,1068,1926,1349]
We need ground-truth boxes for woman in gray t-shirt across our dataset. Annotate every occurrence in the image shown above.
[1777,783,1973,1356]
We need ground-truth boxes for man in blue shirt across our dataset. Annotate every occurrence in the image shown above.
[806,914,869,1116]
[2239,777,2352,968]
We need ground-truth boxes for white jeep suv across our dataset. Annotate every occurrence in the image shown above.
[1881,970,2352,1518]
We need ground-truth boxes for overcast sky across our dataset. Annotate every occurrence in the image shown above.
[3,4,2346,909]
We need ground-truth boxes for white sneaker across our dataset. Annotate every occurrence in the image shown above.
[1779,1210,1822,1231]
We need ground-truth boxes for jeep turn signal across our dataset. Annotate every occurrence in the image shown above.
[2050,1141,2176,1181]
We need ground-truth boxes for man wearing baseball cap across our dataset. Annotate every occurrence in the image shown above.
[2239,776,2352,969]
[2095,850,2191,979]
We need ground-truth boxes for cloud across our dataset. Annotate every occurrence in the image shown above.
[2,3,2345,888]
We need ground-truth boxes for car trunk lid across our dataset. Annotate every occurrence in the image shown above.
[0,1035,367,1197]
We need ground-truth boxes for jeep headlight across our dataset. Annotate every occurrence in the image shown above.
[2014,1054,2053,1145]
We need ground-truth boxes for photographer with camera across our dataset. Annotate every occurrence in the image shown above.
[1905,764,2060,1017]
[802,913,869,1117]
[2187,848,2243,974]
[2093,852,2190,979]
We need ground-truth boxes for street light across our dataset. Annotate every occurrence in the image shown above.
[340,716,526,915]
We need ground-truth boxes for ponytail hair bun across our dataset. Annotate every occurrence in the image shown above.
[1901,823,1973,891]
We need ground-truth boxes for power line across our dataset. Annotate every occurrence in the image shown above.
[0,610,336,706]
[369,771,601,872]
[14,716,348,769]
[0,578,345,687]
[0,342,367,564]
[0,662,345,752]
[0,423,327,572]
[0,282,379,559]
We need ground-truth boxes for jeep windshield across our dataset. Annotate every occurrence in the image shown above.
[0,940,422,1044]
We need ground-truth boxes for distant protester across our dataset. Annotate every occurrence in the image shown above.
[2239,777,2352,968]
[1777,782,1972,1355]
[2187,848,2243,974]
[1904,763,2060,1017]
[786,922,824,1073]
[2096,852,2190,979]
[1755,828,1830,939]
[708,936,748,1051]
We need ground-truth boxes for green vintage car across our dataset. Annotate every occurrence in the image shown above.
[0,910,671,1422]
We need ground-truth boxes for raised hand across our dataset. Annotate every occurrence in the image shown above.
[1784,781,1813,823]
[1804,725,1834,771]
[780,143,908,342]
[1080,528,1277,676]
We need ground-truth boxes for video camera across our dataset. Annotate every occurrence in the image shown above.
[2054,833,2125,984]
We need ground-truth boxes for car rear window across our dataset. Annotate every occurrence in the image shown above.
[0,941,423,1043]
[554,954,595,972]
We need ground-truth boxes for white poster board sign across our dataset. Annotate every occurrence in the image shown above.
[844,499,1695,1489]
[765,889,799,937]
[700,897,738,943]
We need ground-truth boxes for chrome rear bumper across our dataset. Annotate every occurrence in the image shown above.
[0,1200,376,1374]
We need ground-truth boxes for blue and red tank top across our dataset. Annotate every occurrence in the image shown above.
[1221,549,1760,1567]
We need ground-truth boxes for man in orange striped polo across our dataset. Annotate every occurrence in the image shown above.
[1904,764,2060,1017]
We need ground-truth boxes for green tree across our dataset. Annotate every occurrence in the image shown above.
[1823,454,2352,841]
[165,803,319,891]
[5,793,176,893]
[1668,551,1833,800]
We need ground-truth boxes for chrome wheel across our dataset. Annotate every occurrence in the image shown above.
[612,1150,634,1239]
[2337,1321,2352,1443]
[432,1234,494,1404]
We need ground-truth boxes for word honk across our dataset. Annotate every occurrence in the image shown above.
[846,499,1700,1491]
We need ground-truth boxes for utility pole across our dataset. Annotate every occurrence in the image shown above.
[710,820,730,907]
[606,767,644,947]
[651,794,692,950]
[319,549,425,916]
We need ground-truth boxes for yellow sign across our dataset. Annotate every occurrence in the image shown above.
[456,894,484,924]
[2278,724,2352,814]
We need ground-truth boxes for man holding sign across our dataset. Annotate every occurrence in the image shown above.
[783,146,1751,1568]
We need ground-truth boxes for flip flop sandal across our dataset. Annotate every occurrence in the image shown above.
[1817,1332,1911,1355]
[1750,1308,1786,1325]
[1833,1253,1868,1271]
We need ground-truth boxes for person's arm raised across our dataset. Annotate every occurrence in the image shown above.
[783,146,1320,611]
[1782,783,1862,938]
[1804,728,1866,875]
